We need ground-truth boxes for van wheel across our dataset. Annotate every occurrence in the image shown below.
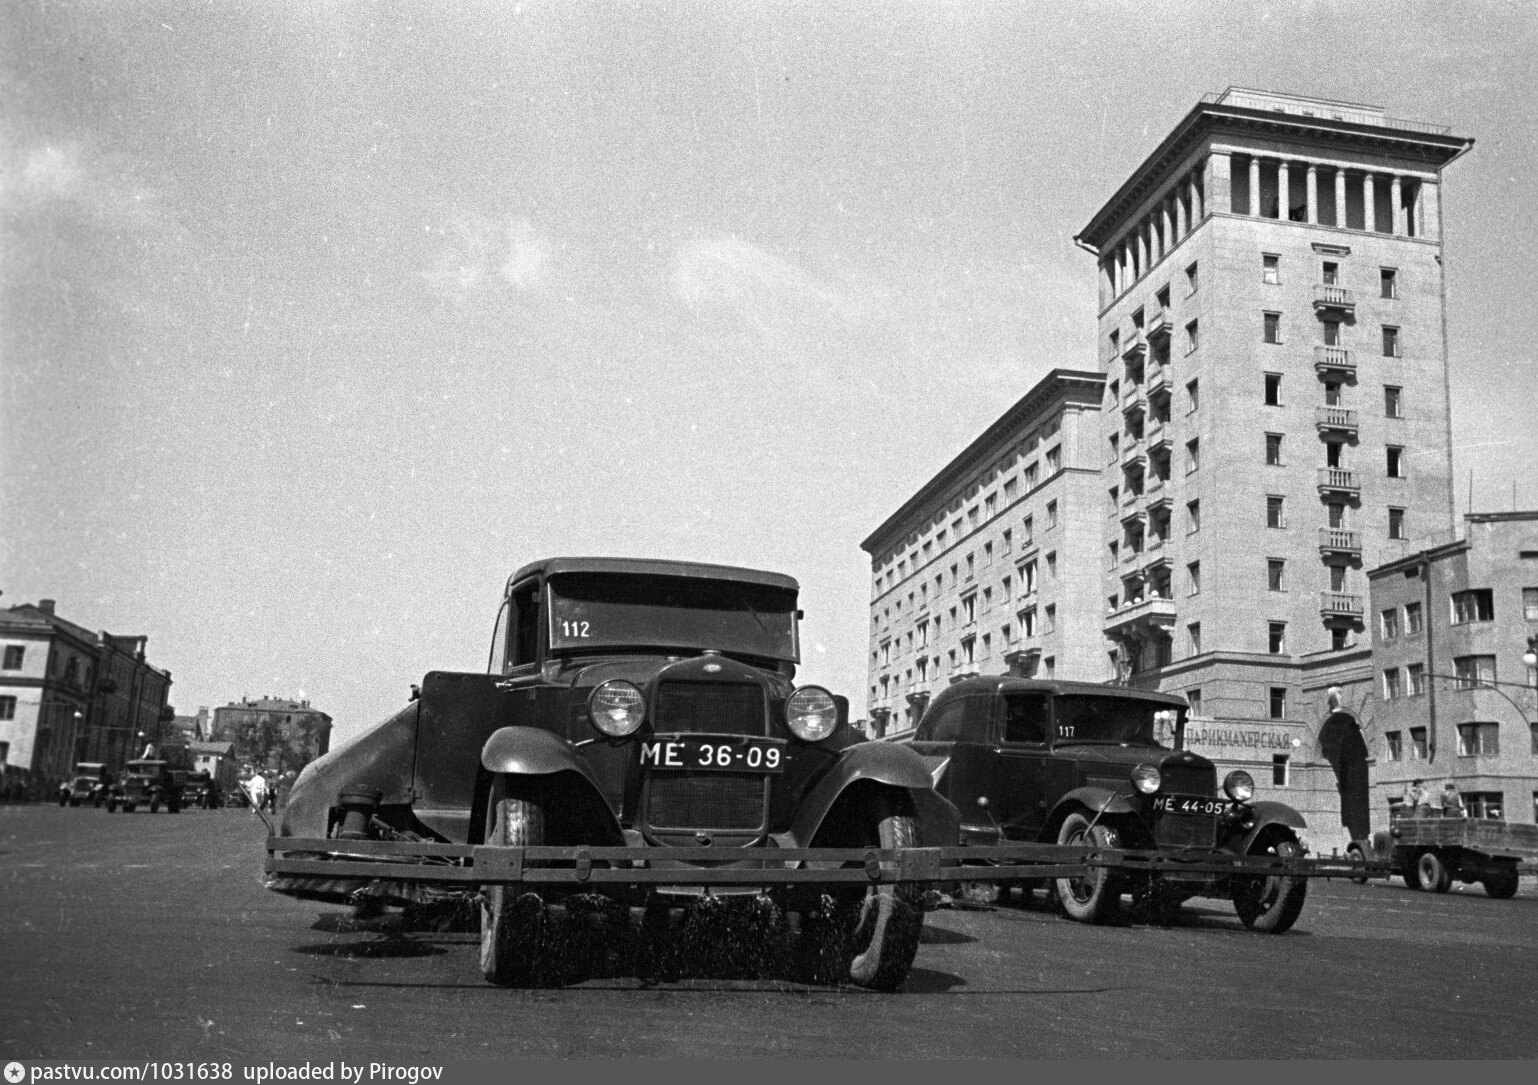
[1233,831,1308,933]
[1054,812,1122,924]
[1417,850,1452,894]
[479,777,550,987]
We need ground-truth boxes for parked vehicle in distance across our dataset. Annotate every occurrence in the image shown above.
[268,556,960,989]
[59,762,111,807]
[106,759,183,813]
[907,676,1312,932]
[1349,810,1535,898]
[181,770,223,809]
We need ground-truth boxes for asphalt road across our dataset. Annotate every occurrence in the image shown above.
[2,804,1535,1060]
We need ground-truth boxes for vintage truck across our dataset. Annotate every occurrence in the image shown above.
[105,758,183,813]
[1349,811,1535,898]
[58,762,111,807]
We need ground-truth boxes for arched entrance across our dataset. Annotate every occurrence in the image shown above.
[1318,711,1370,840]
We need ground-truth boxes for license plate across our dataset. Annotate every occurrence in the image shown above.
[1153,794,1227,816]
[639,736,786,773]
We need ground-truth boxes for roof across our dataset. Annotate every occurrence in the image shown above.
[0,604,99,646]
[934,676,1190,708]
[510,557,799,592]
[189,741,235,756]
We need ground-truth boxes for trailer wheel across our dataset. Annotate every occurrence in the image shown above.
[479,776,551,987]
[1416,850,1452,894]
[1482,866,1519,900]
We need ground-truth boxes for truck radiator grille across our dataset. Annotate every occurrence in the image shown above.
[646,775,765,831]
[1155,814,1217,849]
[653,681,766,737]
[1161,763,1217,797]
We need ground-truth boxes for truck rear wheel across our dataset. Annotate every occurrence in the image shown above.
[1346,843,1368,885]
[1416,850,1452,894]
[1054,812,1122,924]
[1233,831,1308,933]
[479,777,550,987]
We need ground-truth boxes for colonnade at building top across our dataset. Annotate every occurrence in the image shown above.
[1098,149,1435,308]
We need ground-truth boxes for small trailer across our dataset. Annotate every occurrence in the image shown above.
[1350,814,1537,898]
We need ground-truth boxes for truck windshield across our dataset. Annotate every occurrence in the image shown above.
[1051,695,1177,746]
[547,573,799,662]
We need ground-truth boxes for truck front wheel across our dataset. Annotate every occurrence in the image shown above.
[845,794,924,991]
[479,777,550,987]
[1233,830,1308,933]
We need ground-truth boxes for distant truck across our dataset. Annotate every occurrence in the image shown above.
[1350,811,1536,898]
[106,759,184,814]
[59,763,112,807]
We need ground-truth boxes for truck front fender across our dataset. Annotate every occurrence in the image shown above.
[1230,800,1309,854]
[790,741,960,848]
[477,727,622,846]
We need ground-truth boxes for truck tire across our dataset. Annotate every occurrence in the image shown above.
[1233,831,1308,933]
[1417,850,1452,894]
[1346,843,1368,885]
[106,798,118,813]
[1482,866,1519,900]
[845,794,924,991]
[479,777,550,987]
[1054,811,1122,924]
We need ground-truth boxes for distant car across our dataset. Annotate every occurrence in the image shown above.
[59,762,111,808]
[909,676,1313,932]
[268,556,960,989]
[181,770,223,809]
[106,759,183,813]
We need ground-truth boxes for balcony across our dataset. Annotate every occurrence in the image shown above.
[1314,345,1355,377]
[1121,387,1146,420]
[1104,596,1177,637]
[1120,505,1147,527]
[1145,427,1172,455]
[947,665,981,685]
[1146,310,1172,343]
[1144,490,1172,514]
[1318,527,1362,558]
[1315,405,1359,437]
[1319,591,1364,620]
[1122,332,1147,362]
[1121,444,1146,470]
[1313,284,1356,314]
[1317,467,1360,495]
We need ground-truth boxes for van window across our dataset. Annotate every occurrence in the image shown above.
[1003,693,1049,744]
[916,699,967,743]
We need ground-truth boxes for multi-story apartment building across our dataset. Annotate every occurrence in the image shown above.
[863,89,1474,851]
[212,695,333,777]
[861,370,1106,737]
[1365,512,1538,830]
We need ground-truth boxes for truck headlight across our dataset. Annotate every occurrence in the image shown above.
[588,680,646,737]
[1223,770,1255,802]
[786,686,839,742]
[1131,763,1161,795]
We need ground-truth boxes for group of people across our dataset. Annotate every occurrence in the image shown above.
[1400,778,1466,818]
[244,769,294,814]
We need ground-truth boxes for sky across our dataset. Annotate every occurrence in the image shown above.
[3,1,1536,746]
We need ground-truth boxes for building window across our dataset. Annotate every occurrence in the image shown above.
[983,542,994,567]
[1003,478,1017,499]
[1186,439,1200,474]
[1531,722,1538,756]
[1186,262,1199,295]
[1453,654,1497,688]
[1382,668,1400,700]
[1044,605,1057,633]
[1263,312,1281,344]
[1264,373,1282,406]
[1266,495,1285,529]
[1001,529,1012,554]
[1457,722,1500,758]
[1405,601,1423,634]
[1385,385,1403,418]
[962,593,977,625]
[1187,688,1203,715]
[1408,663,1426,695]
[1466,792,1505,820]
[1386,446,1406,478]
[1187,500,1201,534]
[1045,445,1061,472]
[1020,560,1037,595]
[1021,515,1034,545]
[1451,589,1495,625]
[1322,319,1342,346]
[1330,564,1349,592]
[1268,622,1287,654]
[1380,268,1398,299]
[984,494,997,518]
[1269,687,1287,719]
[1324,381,1342,407]
[1045,552,1058,582]
[1107,541,1119,570]
[1388,507,1407,540]
[1272,754,1290,787]
[1187,561,1201,595]
[1187,622,1202,654]
[1331,627,1352,650]
[1410,727,1428,760]
[1020,607,1037,637]
[1187,379,1200,412]
[1044,656,1056,679]
[1185,320,1199,354]
[1262,254,1280,284]
[1522,587,1538,621]
[1321,261,1339,285]
[1265,433,1283,466]
[0,695,15,721]
[1382,326,1400,358]
[1381,608,1400,640]
[1386,732,1402,761]
[2,646,23,670]
[982,587,994,612]
[1267,559,1285,592]
[1046,500,1058,529]
[961,636,976,665]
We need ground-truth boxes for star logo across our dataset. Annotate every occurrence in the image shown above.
[5,1062,25,1084]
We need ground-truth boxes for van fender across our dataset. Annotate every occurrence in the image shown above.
[1044,787,1138,840]
[478,727,621,842]
[791,742,960,847]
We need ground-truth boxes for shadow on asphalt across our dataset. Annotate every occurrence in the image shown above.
[292,936,448,958]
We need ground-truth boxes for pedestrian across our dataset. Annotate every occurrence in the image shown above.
[1441,782,1465,819]
[247,769,268,814]
[1401,779,1428,816]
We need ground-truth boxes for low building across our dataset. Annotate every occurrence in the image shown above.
[212,696,333,778]
[1364,511,1538,831]
[0,601,96,792]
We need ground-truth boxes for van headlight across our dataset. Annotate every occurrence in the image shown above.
[786,686,839,742]
[1131,763,1161,795]
[1223,770,1255,802]
[587,680,646,737]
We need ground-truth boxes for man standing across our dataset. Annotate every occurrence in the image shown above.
[1401,779,1428,816]
[247,769,268,814]
[1441,781,1465,818]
